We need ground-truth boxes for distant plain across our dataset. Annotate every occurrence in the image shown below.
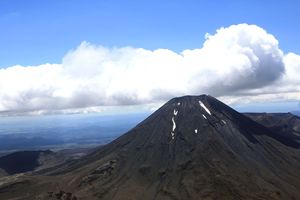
[0,112,149,156]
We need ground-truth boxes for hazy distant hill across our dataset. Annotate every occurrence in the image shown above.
[0,150,53,174]
[0,168,7,177]
[0,148,94,175]
[245,112,300,140]
[292,111,300,116]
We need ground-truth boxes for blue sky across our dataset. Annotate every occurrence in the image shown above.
[0,0,300,114]
[0,0,299,67]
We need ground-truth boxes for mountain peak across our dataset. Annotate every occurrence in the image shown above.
[57,94,300,199]
[167,94,212,107]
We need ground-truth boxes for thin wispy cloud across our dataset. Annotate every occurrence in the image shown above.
[0,24,299,114]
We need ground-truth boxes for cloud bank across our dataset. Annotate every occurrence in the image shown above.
[0,23,299,114]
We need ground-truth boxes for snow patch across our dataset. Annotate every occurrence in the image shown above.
[199,100,211,115]
[221,120,227,124]
[173,109,178,116]
[170,105,179,140]
[172,116,176,131]
[202,114,207,119]
[195,129,198,134]
[177,102,181,106]
[171,132,175,139]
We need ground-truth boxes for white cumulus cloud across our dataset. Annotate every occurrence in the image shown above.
[0,23,299,114]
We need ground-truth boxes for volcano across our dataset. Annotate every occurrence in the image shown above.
[1,95,300,200]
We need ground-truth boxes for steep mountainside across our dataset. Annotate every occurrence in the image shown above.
[1,95,300,200]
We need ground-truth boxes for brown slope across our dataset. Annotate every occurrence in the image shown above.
[1,95,300,200]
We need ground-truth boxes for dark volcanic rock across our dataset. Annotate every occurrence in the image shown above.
[1,95,300,200]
